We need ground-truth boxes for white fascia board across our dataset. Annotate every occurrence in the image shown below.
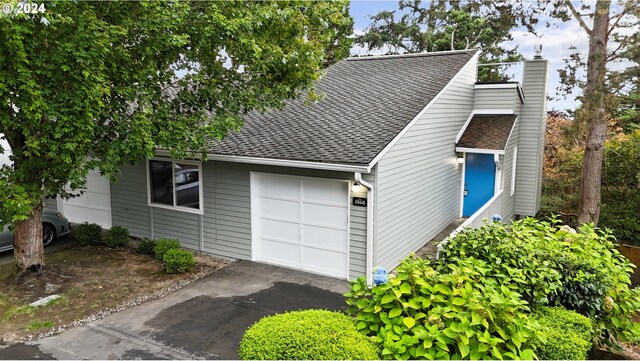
[154,149,371,173]
[504,116,519,147]
[474,83,519,90]
[472,109,515,115]
[368,50,481,168]
[455,147,505,155]
[455,112,476,144]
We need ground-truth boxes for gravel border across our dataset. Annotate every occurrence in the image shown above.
[25,253,231,342]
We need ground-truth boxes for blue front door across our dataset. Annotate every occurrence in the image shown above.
[463,153,496,217]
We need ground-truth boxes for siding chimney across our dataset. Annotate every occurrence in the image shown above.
[514,55,549,216]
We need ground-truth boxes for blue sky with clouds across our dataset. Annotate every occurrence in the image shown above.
[348,0,593,112]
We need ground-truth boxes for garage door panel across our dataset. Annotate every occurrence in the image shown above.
[302,225,348,251]
[303,247,348,278]
[258,175,300,198]
[260,218,299,242]
[61,168,111,228]
[259,197,299,221]
[302,179,346,204]
[259,238,300,267]
[302,203,347,226]
[87,193,111,209]
[252,172,349,279]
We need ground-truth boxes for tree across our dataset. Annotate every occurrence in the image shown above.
[355,0,543,81]
[0,0,353,273]
[553,0,639,224]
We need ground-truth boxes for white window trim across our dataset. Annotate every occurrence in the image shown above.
[511,147,518,196]
[146,157,204,215]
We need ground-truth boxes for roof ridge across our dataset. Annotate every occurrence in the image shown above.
[347,48,479,61]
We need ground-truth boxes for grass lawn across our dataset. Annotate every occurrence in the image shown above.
[0,241,228,345]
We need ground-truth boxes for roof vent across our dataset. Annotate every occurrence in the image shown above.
[534,45,543,59]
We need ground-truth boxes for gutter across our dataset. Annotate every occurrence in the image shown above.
[354,172,374,286]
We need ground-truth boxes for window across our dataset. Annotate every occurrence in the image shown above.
[148,159,202,213]
[511,147,518,196]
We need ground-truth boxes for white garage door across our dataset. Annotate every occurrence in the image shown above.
[251,173,349,279]
[60,169,112,228]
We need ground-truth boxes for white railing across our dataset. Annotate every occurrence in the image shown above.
[436,190,504,259]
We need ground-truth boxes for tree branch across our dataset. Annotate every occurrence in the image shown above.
[608,8,630,36]
[607,42,624,61]
[565,0,592,36]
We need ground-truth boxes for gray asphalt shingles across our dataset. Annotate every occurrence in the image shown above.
[208,50,478,166]
[456,114,517,150]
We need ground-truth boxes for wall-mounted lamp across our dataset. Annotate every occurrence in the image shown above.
[456,152,465,164]
[352,183,366,193]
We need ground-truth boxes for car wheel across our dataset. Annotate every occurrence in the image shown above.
[43,223,56,246]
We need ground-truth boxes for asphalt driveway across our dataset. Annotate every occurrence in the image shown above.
[0,261,350,360]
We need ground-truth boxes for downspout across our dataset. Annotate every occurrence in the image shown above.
[355,172,374,286]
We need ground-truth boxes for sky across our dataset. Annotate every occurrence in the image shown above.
[348,1,595,113]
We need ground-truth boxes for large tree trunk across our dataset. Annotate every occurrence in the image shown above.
[577,0,610,225]
[14,203,45,273]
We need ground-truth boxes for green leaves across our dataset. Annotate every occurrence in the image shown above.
[345,255,538,360]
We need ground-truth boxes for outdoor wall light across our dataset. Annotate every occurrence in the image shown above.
[352,183,366,193]
[456,152,465,164]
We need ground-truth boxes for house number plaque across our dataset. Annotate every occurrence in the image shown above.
[352,197,367,207]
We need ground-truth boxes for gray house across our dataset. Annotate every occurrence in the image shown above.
[47,49,549,283]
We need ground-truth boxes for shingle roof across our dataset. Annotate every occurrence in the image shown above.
[456,114,517,150]
[207,50,478,166]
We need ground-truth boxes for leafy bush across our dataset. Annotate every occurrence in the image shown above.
[600,189,640,244]
[162,249,195,274]
[438,217,563,305]
[103,226,130,248]
[75,222,103,245]
[529,306,593,360]
[345,255,537,360]
[153,238,181,261]
[239,310,379,360]
[438,218,640,344]
[137,238,156,255]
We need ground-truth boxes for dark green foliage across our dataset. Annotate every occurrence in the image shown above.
[153,238,181,261]
[162,249,195,274]
[438,218,640,343]
[136,238,156,255]
[103,226,130,248]
[238,310,379,360]
[345,255,537,360]
[529,307,593,360]
[75,222,103,246]
[438,218,562,305]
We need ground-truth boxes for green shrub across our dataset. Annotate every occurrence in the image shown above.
[239,310,379,360]
[153,238,181,261]
[600,189,640,244]
[345,255,538,360]
[103,226,130,248]
[162,249,195,274]
[438,217,563,305]
[137,238,156,255]
[528,307,593,360]
[438,218,640,344]
[75,222,103,245]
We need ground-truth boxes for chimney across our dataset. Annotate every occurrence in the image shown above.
[514,47,550,216]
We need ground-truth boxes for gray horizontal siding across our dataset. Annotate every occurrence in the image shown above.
[515,60,549,215]
[44,198,58,211]
[375,55,477,271]
[110,163,150,238]
[474,88,516,111]
[501,120,519,220]
[110,160,372,279]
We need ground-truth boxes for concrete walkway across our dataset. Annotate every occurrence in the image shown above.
[0,261,350,360]
[415,217,467,260]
